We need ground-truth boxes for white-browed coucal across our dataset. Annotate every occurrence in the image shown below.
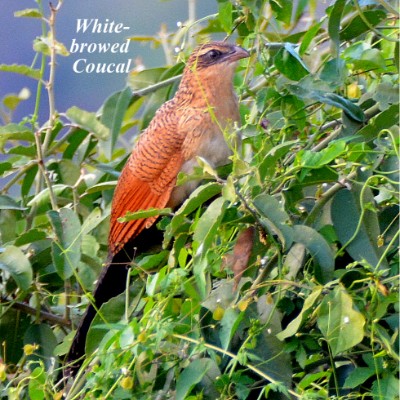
[65,41,249,375]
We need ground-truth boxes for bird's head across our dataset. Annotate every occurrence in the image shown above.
[185,41,250,82]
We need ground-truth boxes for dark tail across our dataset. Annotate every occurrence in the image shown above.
[64,253,130,376]
[64,223,164,377]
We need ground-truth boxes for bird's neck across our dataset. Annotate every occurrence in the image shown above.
[176,66,238,123]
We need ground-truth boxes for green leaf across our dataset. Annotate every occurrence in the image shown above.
[293,225,334,283]
[14,8,42,18]
[270,0,293,25]
[0,123,34,149]
[320,58,348,85]
[100,87,133,159]
[0,64,41,80]
[3,88,30,111]
[127,67,167,91]
[218,1,233,32]
[24,324,58,371]
[343,367,375,388]
[300,21,323,55]
[14,229,46,246]
[296,140,346,169]
[137,250,169,271]
[357,104,399,142]
[317,285,365,356]
[288,80,365,122]
[202,279,239,312]
[7,144,36,157]
[340,10,387,41]
[274,43,309,81]
[176,358,218,400]
[83,180,117,195]
[27,184,69,208]
[277,287,322,340]
[331,184,389,269]
[0,195,27,210]
[248,316,292,388]
[253,193,293,251]
[371,374,399,400]
[328,0,346,54]
[0,162,12,176]
[57,159,81,186]
[85,291,131,355]
[193,197,226,247]
[164,182,222,245]
[80,207,107,236]
[66,106,110,140]
[352,48,386,70]
[33,35,69,57]
[28,367,45,400]
[259,141,298,180]
[0,246,33,291]
[372,82,399,111]
[219,308,243,351]
[118,207,172,222]
[22,165,38,198]
[48,207,82,279]
[0,307,30,364]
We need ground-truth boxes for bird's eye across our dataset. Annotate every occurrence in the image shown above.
[206,49,222,60]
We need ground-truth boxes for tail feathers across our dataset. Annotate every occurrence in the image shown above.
[64,259,130,376]
[64,222,164,378]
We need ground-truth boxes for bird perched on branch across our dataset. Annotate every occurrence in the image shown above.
[65,41,249,375]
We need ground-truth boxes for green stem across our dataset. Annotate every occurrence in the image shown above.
[353,0,399,42]
[31,0,47,128]
[173,333,301,398]
[376,229,399,271]
[305,170,358,226]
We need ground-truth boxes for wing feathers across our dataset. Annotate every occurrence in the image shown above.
[109,174,174,256]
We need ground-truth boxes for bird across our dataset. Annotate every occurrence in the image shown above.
[65,41,249,376]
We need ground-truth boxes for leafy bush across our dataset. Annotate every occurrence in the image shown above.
[0,0,398,399]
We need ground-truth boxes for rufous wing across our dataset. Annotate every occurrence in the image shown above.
[108,150,184,256]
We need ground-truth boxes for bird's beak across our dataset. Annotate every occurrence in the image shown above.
[227,46,250,62]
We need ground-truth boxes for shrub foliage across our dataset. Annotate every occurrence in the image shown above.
[0,0,398,399]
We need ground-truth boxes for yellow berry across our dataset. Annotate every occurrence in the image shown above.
[23,344,38,355]
[120,376,134,390]
[137,332,146,343]
[0,362,6,382]
[347,83,361,98]
[53,391,63,400]
[237,299,250,312]
[213,306,225,321]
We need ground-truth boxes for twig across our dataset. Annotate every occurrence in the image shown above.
[0,160,37,194]
[241,252,279,302]
[0,296,71,327]
[173,333,301,398]
[187,0,196,48]
[42,1,61,154]
[304,170,358,226]
[131,75,182,97]
[353,0,399,42]
[35,129,58,210]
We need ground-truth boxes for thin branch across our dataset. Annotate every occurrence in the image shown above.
[35,129,58,210]
[353,0,399,42]
[0,296,71,327]
[173,333,301,398]
[131,75,182,97]
[375,0,400,16]
[42,2,60,154]
[304,170,358,226]
[0,161,37,194]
